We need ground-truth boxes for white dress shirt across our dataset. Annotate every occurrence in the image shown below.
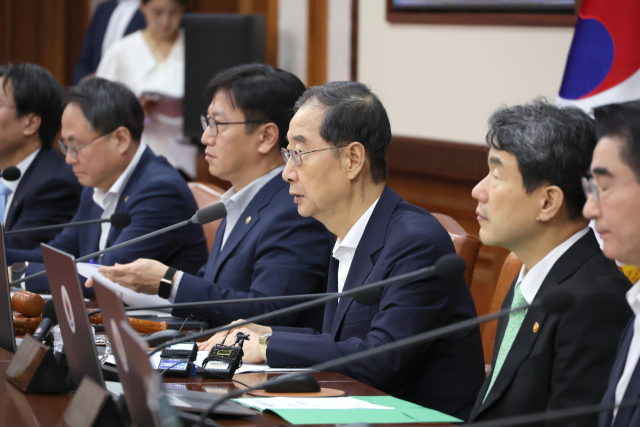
[516,227,590,305]
[170,166,284,300]
[92,143,146,251]
[101,0,141,55]
[2,148,39,223]
[613,280,640,420]
[332,198,380,298]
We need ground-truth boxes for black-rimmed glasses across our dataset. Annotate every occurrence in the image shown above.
[200,115,267,137]
[281,144,351,166]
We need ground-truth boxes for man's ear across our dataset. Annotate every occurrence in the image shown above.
[257,123,279,155]
[113,126,133,155]
[344,142,366,180]
[22,113,41,138]
[537,185,565,222]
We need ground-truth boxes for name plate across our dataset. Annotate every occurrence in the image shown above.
[63,376,124,427]
[5,334,50,391]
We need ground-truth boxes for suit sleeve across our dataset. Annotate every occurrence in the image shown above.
[172,209,332,327]
[546,287,632,427]
[267,234,457,391]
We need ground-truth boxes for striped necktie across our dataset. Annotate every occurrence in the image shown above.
[484,281,527,401]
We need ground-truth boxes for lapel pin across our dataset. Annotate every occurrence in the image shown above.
[245,216,252,224]
[533,322,540,333]
[124,196,129,202]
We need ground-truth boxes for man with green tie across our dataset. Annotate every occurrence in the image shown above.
[468,99,632,427]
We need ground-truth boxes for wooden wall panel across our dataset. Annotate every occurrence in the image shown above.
[307,0,328,86]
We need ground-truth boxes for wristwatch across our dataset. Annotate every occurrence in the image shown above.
[259,333,272,362]
[158,267,178,299]
[10,262,27,282]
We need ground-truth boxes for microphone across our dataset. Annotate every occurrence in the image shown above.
[9,202,227,287]
[149,253,470,353]
[0,167,21,182]
[187,288,576,427]
[5,212,132,236]
[33,299,57,343]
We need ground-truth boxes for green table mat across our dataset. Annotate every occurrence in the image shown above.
[234,395,462,424]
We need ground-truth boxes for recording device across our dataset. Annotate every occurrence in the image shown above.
[10,202,228,287]
[4,212,132,236]
[33,299,57,343]
[200,332,250,380]
[158,341,198,378]
[0,167,21,182]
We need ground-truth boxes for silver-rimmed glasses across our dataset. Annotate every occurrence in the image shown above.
[582,175,637,202]
[200,115,267,137]
[58,131,114,158]
[281,144,351,166]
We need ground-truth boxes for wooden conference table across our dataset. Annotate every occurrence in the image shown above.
[0,348,453,427]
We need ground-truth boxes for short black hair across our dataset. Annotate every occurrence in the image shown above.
[142,0,187,5]
[486,98,596,221]
[204,63,306,149]
[64,78,144,142]
[0,62,63,149]
[593,100,640,182]
[293,82,391,183]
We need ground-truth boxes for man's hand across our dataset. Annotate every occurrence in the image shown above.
[198,320,272,353]
[233,328,265,363]
[94,259,173,295]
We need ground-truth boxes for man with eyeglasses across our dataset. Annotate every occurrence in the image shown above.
[93,64,333,331]
[5,77,208,295]
[198,81,485,420]
[581,101,640,427]
[466,99,631,427]
[0,63,81,255]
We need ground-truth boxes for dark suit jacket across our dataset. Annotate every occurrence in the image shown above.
[172,174,334,331]
[4,148,82,250]
[73,0,146,84]
[470,230,632,427]
[266,186,485,420]
[6,147,208,296]
[600,317,640,427]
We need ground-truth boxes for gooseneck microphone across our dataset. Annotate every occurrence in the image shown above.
[33,299,58,343]
[5,212,132,236]
[147,253,469,356]
[0,167,21,182]
[9,202,227,287]
[187,288,576,427]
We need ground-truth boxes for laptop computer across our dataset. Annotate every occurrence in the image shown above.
[94,279,255,419]
[0,225,16,353]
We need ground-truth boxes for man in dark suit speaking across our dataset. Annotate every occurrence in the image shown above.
[0,63,82,251]
[199,81,485,420]
[468,99,632,427]
[6,78,207,295]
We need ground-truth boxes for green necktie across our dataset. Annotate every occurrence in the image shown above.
[484,281,527,401]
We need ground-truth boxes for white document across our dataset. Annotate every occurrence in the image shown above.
[235,362,310,374]
[76,262,171,312]
[235,397,394,411]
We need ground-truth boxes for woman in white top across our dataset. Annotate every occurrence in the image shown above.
[96,0,197,179]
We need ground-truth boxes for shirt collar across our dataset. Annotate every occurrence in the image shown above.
[332,198,380,258]
[2,148,40,192]
[517,227,590,304]
[626,279,640,316]
[93,143,146,209]
[220,165,284,213]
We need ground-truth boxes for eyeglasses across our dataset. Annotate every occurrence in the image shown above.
[200,115,267,137]
[581,175,636,202]
[281,144,351,166]
[58,131,113,158]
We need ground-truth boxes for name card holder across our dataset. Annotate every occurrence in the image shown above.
[62,376,126,427]
[5,334,69,394]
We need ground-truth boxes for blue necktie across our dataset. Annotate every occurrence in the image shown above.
[0,182,12,223]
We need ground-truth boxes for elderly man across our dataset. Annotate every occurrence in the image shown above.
[468,99,631,427]
[94,64,333,330]
[583,101,640,427]
[199,81,485,420]
[6,77,207,295]
[0,63,81,253]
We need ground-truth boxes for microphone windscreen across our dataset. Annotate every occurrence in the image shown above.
[2,166,21,181]
[42,299,58,325]
[110,212,132,228]
[434,254,466,283]
[192,202,227,225]
[541,289,575,313]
